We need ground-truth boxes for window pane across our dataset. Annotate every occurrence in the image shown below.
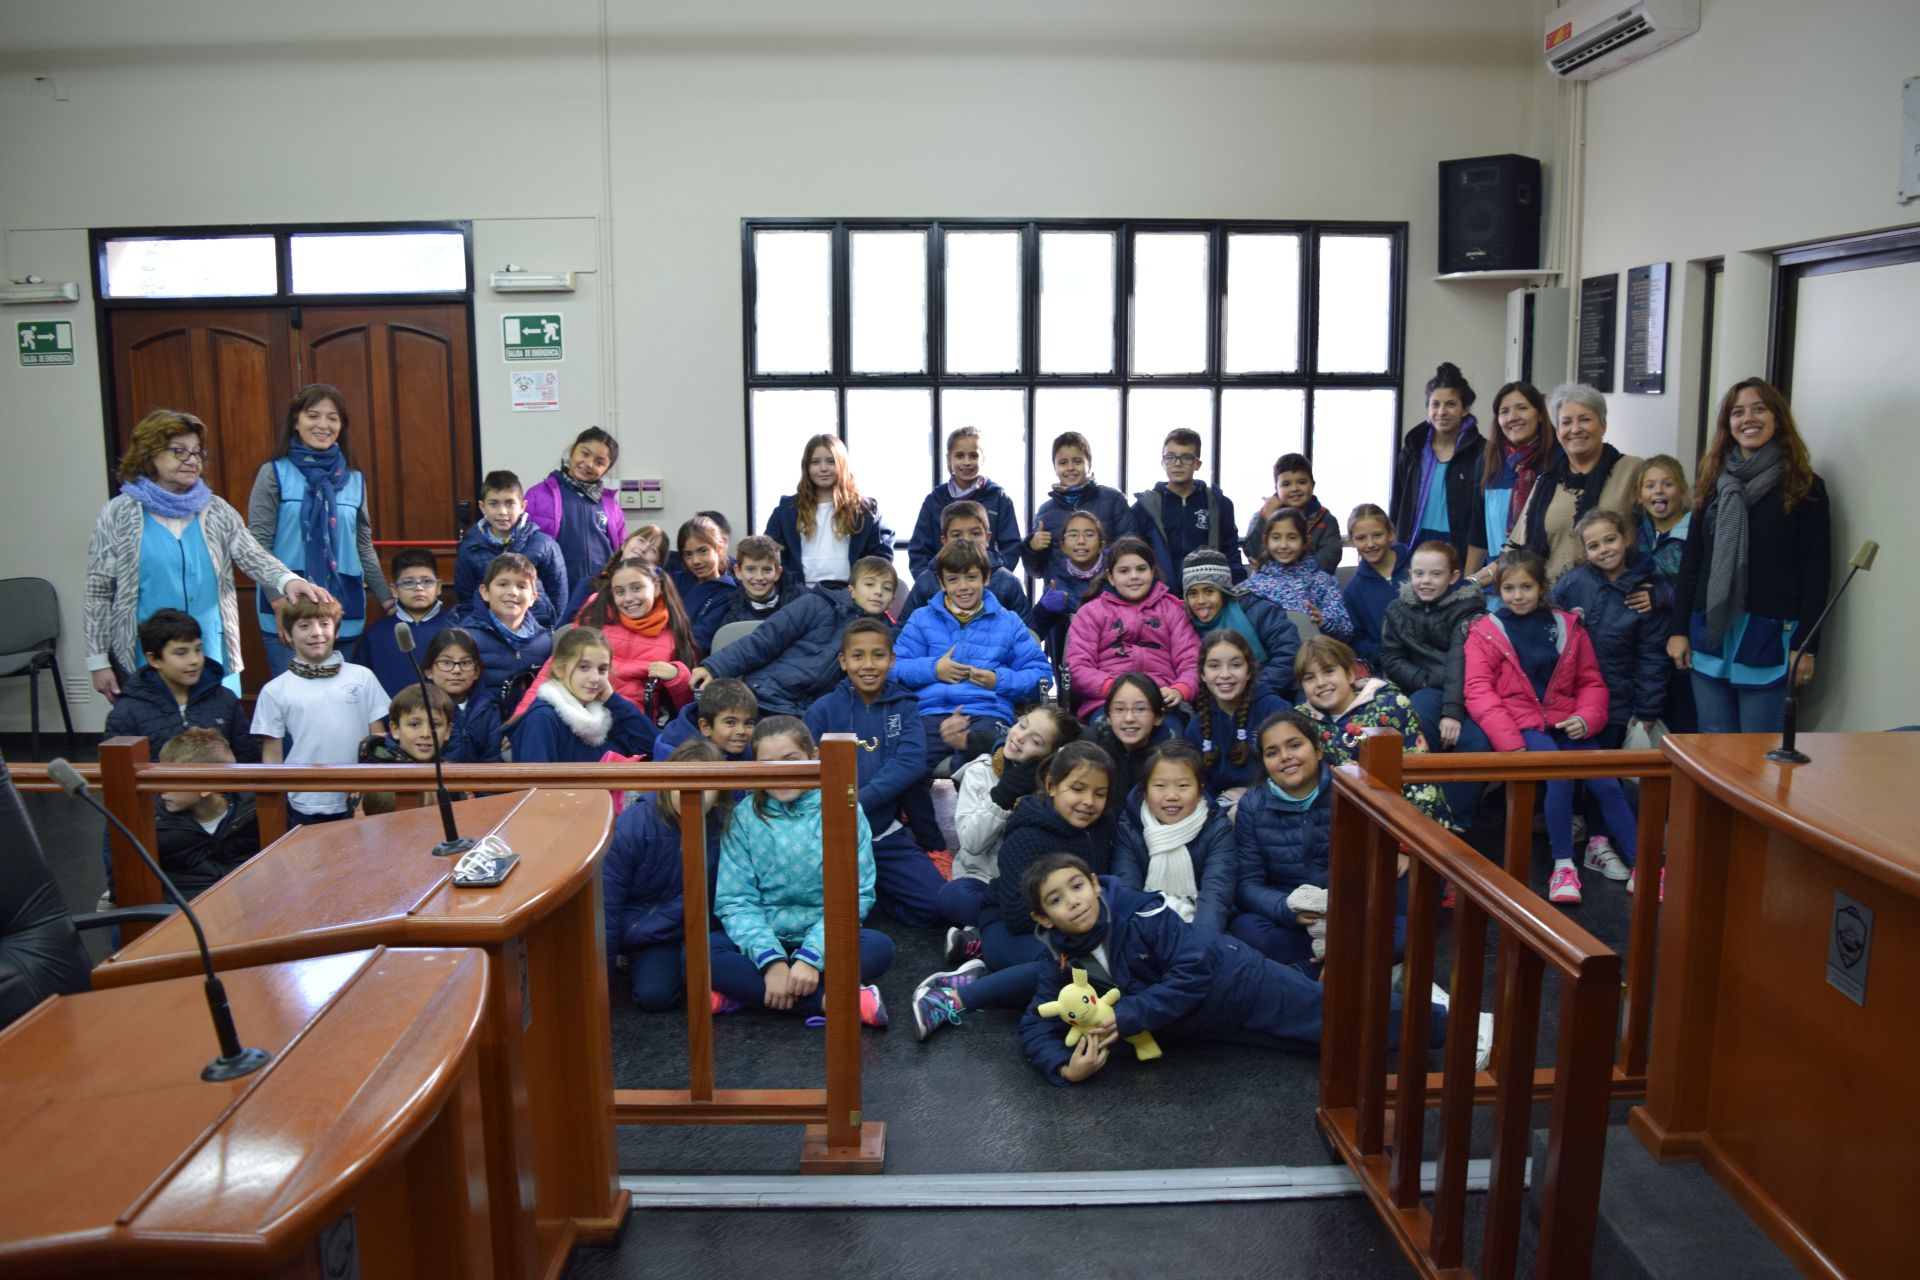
[1316,234,1393,373]
[845,389,934,579]
[940,389,1028,546]
[944,231,1021,374]
[1219,388,1308,545]
[749,389,838,532]
[1131,232,1209,375]
[1125,387,1212,499]
[1032,388,1120,529]
[1310,388,1397,562]
[1039,232,1115,374]
[850,231,927,374]
[102,236,277,299]
[290,231,466,294]
[1224,233,1301,373]
[754,230,832,374]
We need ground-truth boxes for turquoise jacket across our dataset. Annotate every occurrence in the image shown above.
[715,790,874,971]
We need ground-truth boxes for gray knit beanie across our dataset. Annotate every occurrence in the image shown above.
[1181,548,1240,596]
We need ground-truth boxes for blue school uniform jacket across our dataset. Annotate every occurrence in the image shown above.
[892,590,1051,724]
[1182,688,1288,795]
[899,567,1032,626]
[507,687,657,763]
[691,579,804,654]
[762,495,895,589]
[1021,483,1135,579]
[803,677,927,831]
[650,702,741,761]
[1341,545,1411,665]
[1112,798,1238,935]
[1233,767,1333,928]
[453,518,570,627]
[103,660,257,763]
[700,587,880,717]
[448,693,504,764]
[715,790,875,971]
[603,792,729,955]
[907,480,1023,579]
[1191,596,1300,703]
[1551,557,1669,726]
[1019,879,1283,1085]
[352,607,454,701]
[1131,481,1245,583]
[451,603,554,710]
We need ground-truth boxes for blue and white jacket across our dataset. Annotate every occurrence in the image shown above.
[715,790,875,971]
[1112,800,1238,934]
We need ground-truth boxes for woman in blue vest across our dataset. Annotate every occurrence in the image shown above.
[247,384,393,676]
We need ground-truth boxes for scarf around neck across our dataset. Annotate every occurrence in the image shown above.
[287,444,349,598]
[290,654,342,680]
[1497,431,1548,532]
[1053,899,1112,960]
[558,467,604,505]
[1210,600,1268,666]
[1139,800,1206,917]
[1062,550,1107,581]
[1703,440,1785,644]
[121,476,213,519]
[617,599,670,637]
[947,476,987,501]
[1523,443,1623,558]
[537,679,613,747]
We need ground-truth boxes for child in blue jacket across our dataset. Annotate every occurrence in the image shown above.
[454,471,569,627]
[423,627,502,763]
[452,551,555,710]
[898,500,1032,624]
[690,557,898,717]
[1183,629,1287,812]
[710,717,892,1024]
[353,547,456,698]
[906,427,1023,578]
[1180,550,1300,703]
[105,610,256,762]
[804,618,945,928]
[1229,708,1336,968]
[506,626,658,763]
[1112,742,1237,933]
[1016,855,1482,1086]
[603,739,732,1010]
[655,677,758,761]
[1021,431,1134,581]
[1341,504,1410,665]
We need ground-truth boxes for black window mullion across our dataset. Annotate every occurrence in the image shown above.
[1115,225,1132,492]
[927,223,944,487]
[1023,223,1041,529]
[1301,231,1321,459]
[1209,229,1226,474]
[831,223,851,434]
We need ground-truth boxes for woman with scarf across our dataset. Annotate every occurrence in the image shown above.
[1389,363,1486,563]
[1667,379,1830,733]
[526,426,629,594]
[246,384,392,677]
[85,410,333,700]
[1499,383,1642,586]
[1465,381,1560,582]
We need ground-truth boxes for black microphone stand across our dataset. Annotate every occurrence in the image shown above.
[396,621,475,857]
[1767,555,1872,765]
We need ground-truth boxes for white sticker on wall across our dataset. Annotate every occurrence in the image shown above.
[510,369,560,413]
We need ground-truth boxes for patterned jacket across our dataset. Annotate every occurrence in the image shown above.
[1296,677,1453,829]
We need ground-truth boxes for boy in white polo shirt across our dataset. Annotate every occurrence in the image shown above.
[253,597,390,825]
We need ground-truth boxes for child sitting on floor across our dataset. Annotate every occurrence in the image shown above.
[505,625,659,764]
[1112,741,1236,932]
[357,682,460,816]
[1182,629,1286,815]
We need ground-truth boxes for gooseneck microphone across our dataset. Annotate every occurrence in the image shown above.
[395,621,475,857]
[1768,539,1879,765]
[48,757,270,1082]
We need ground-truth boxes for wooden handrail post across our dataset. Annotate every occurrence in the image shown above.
[1618,774,1669,1080]
[1539,958,1622,1276]
[1319,784,1371,1114]
[1352,732,1404,1158]
[98,737,162,929]
[679,788,715,1103]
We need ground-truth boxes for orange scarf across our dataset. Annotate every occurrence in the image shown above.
[617,600,670,638]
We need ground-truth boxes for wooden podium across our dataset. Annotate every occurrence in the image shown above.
[0,947,492,1278]
[1634,733,1920,1280]
[90,789,624,1280]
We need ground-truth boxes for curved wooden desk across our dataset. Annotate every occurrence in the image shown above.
[1634,733,1920,1280]
[90,789,624,1280]
[0,947,491,1278]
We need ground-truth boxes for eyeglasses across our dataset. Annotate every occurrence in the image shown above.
[164,445,212,463]
[395,577,441,590]
[1161,452,1199,465]
[432,657,478,672]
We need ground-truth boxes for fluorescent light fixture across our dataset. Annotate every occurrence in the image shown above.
[0,280,81,305]
[488,269,576,293]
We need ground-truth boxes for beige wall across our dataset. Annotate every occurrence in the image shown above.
[0,0,1547,729]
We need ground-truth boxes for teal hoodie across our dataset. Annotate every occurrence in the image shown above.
[715,789,875,970]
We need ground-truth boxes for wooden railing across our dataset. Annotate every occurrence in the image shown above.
[1319,732,1622,1280]
[11,734,884,1171]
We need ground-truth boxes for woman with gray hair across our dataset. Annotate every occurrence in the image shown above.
[1481,383,1643,585]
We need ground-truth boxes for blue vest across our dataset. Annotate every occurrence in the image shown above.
[258,458,368,633]
[138,512,241,693]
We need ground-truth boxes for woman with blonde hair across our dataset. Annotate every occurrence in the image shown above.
[761,433,893,588]
[85,410,332,699]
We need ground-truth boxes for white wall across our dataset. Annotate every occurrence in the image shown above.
[0,0,1546,729]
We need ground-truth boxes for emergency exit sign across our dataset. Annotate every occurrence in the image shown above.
[503,314,563,361]
[17,321,73,366]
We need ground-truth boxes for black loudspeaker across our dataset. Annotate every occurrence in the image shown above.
[1438,154,1542,274]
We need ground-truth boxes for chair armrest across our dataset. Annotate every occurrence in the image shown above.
[71,904,179,931]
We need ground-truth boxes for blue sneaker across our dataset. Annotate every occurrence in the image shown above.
[912,960,985,1041]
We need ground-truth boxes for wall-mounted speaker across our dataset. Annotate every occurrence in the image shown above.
[1439,154,1542,274]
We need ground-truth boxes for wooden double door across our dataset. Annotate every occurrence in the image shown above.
[106,304,478,692]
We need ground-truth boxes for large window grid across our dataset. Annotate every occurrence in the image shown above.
[743,219,1408,568]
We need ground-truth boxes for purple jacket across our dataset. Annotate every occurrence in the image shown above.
[524,474,628,566]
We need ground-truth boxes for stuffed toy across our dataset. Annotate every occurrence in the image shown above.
[1036,967,1162,1061]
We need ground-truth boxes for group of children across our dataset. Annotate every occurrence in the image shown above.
[127,413,1703,1086]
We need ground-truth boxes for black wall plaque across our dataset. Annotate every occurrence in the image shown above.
[1578,273,1617,391]
[1625,263,1670,394]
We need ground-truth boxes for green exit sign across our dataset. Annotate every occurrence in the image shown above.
[17,320,73,366]
[503,313,562,361]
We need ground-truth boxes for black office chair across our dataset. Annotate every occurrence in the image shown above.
[0,753,173,1032]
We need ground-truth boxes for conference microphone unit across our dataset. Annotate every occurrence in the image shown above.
[48,757,270,1082]
[394,621,475,858]
[1768,538,1879,765]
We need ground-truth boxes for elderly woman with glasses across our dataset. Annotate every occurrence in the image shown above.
[84,409,332,701]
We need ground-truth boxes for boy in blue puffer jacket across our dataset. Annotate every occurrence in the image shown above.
[453,471,569,627]
[1016,855,1481,1086]
[804,618,945,927]
[689,557,897,717]
[603,740,732,1010]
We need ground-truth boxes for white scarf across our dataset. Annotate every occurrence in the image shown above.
[537,679,612,747]
[1139,800,1207,920]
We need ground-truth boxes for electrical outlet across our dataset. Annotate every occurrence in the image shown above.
[638,478,664,510]
[616,486,645,511]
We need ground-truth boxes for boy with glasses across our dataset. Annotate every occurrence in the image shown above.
[353,547,455,697]
[1130,428,1244,584]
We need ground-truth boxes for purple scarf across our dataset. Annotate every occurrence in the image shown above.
[120,476,213,519]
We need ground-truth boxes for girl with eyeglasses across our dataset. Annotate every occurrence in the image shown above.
[422,627,502,762]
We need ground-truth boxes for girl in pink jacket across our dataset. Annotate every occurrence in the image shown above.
[1064,536,1202,721]
[514,558,697,727]
[1464,551,1638,906]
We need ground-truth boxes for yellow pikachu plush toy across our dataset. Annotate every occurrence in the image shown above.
[1036,967,1162,1061]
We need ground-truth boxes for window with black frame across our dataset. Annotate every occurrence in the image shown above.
[742,220,1406,573]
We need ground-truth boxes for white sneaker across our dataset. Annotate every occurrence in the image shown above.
[1583,837,1630,882]
[1475,1014,1495,1071]
[94,891,117,913]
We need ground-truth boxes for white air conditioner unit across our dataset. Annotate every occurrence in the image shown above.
[1543,0,1699,80]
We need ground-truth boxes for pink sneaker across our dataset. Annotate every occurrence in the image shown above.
[1548,865,1582,904]
[711,991,740,1015]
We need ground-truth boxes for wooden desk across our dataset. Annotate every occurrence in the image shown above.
[91,789,624,1280]
[0,947,491,1278]
[1634,733,1920,1280]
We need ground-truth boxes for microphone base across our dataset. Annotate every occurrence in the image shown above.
[1765,746,1811,765]
[202,1046,271,1082]
[433,837,478,858]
